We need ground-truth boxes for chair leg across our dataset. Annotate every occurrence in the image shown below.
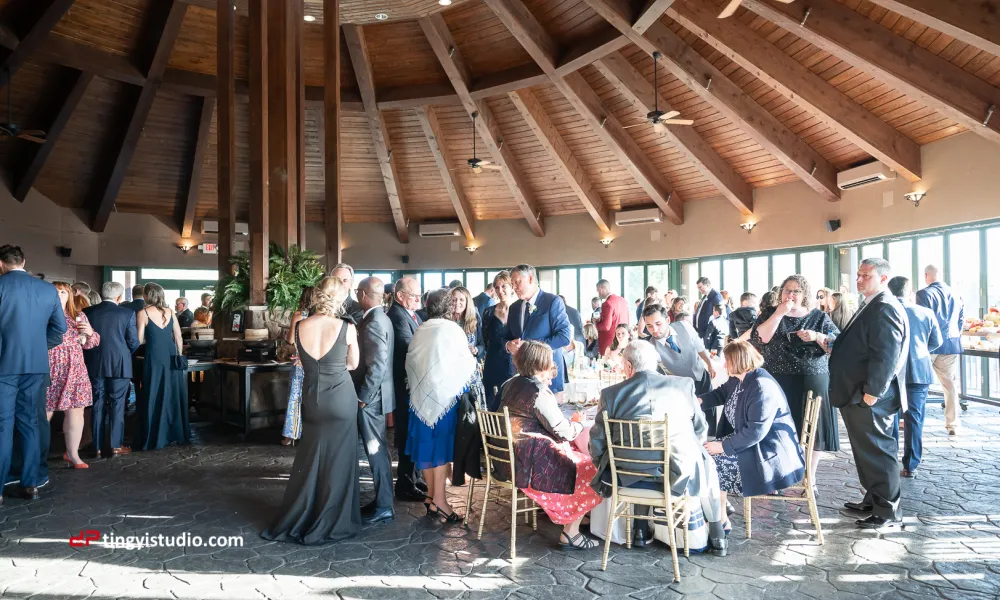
[477,477,492,541]
[668,508,681,583]
[531,500,538,531]
[464,478,475,527]
[600,499,616,571]
[682,502,690,558]
[806,486,824,545]
[510,487,518,560]
[744,497,752,540]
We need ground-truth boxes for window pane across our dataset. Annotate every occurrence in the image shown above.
[699,260,720,293]
[445,272,465,287]
[465,272,485,296]
[111,270,138,299]
[141,268,219,281]
[988,228,1000,311]
[772,254,795,288]
[559,269,578,309]
[423,272,443,290]
[538,269,557,294]
[917,235,944,282]
[861,244,884,261]
[723,259,744,297]
[600,266,622,298]
[747,256,769,299]
[886,240,913,284]
[680,262,698,299]
[487,270,503,284]
[162,289,182,308]
[625,266,645,326]
[949,230,981,317]
[647,263,670,298]
[580,268,600,312]
[799,251,826,299]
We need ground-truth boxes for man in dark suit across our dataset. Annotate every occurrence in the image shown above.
[561,295,586,348]
[386,276,427,501]
[0,245,67,502]
[889,276,942,479]
[353,277,395,523]
[693,277,724,341]
[473,286,497,321]
[829,258,909,529]
[504,265,572,394]
[120,285,146,312]
[175,298,194,328]
[915,264,965,435]
[83,282,140,458]
[330,263,364,324]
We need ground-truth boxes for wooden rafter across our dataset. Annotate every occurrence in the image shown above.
[0,0,76,89]
[670,0,922,182]
[91,0,188,232]
[743,0,1000,146]
[419,13,544,237]
[594,51,753,215]
[12,69,92,202]
[414,105,476,242]
[633,0,675,34]
[247,0,268,305]
[484,0,683,224]
[323,0,342,264]
[581,0,840,202]
[216,0,235,272]
[343,23,410,243]
[179,96,215,238]
[508,89,611,232]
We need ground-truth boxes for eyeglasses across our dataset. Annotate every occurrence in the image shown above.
[399,292,420,299]
[783,288,804,295]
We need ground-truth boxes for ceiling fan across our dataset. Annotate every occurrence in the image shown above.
[622,52,694,133]
[0,71,46,144]
[718,0,795,19]
[462,112,501,174]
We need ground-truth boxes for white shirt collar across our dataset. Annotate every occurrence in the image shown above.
[526,288,541,306]
[363,305,380,320]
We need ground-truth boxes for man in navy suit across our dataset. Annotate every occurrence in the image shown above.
[0,246,66,502]
[473,287,497,321]
[504,264,572,394]
[120,285,145,312]
[915,264,965,436]
[890,277,942,479]
[693,277,724,340]
[83,281,140,458]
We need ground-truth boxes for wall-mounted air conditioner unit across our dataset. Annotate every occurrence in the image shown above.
[615,208,662,226]
[200,221,248,235]
[418,223,462,237]
[837,162,896,190]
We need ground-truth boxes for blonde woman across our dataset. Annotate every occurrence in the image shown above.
[482,271,517,410]
[450,286,485,361]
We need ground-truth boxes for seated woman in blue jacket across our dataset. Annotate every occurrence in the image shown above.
[699,341,805,531]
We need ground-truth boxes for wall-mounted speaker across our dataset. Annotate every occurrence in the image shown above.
[56,246,72,258]
[825,219,841,233]
[401,255,409,264]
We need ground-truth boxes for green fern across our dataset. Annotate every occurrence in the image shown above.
[214,243,324,314]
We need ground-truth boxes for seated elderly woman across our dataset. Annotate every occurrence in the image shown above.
[589,341,728,556]
[699,341,805,532]
[498,341,602,550]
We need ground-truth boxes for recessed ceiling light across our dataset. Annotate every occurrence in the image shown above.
[374,12,388,20]
[439,0,452,5]
[303,15,316,22]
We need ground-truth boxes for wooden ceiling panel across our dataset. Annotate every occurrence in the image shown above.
[365,21,450,90]
[384,108,456,223]
[297,0,475,25]
[443,1,537,81]
[50,0,149,57]
[520,0,608,49]
[0,61,66,173]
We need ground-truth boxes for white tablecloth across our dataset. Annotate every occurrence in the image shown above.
[563,378,603,403]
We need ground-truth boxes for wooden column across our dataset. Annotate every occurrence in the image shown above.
[324,0,342,265]
[216,0,236,277]
[248,0,269,305]
[294,0,307,248]
[180,96,215,237]
[266,0,298,250]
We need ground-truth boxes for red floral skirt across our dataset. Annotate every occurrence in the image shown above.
[521,446,602,525]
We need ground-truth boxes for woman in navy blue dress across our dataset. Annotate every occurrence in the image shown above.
[482,271,516,410]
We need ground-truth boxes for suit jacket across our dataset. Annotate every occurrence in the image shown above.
[342,297,364,325]
[83,300,140,379]
[729,306,758,339]
[829,289,909,411]
[694,288,724,338]
[915,281,964,355]
[503,290,572,393]
[473,292,496,321]
[121,298,145,312]
[353,307,395,414]
[649,321,708,383]
[701,369,805,497]
[565,305,586,346]
[589,371,710,497]
[386,301,421,406]
[898,298,943,386]
[177,308,194,328]
[595,294,629,355]
[0,270,66,375]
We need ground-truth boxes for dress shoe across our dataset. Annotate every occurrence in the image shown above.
[710,537,728,557]
[363,507,395,525]
[20,486,39,500]
[844,500,873,512]
[856,515,902,530]
[725,499,735,516]
[111,447,132,456]
[631,526,650,548]
[900,469,918,479]
[947,429,958,437]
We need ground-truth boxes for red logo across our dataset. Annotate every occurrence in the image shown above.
[69,530,101,547]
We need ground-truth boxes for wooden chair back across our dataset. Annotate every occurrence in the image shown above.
[477,407,516,486]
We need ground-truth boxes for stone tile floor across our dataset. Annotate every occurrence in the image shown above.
[1,402,999,600]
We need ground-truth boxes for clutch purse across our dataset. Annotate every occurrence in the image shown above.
[785,332,827,358]
[171,355,189,371]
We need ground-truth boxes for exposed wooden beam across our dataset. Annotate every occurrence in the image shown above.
[594,51,753,214]
[743,0,1000,146]
[508,89,611,232]
[11,69,92,202]
[419,13,544,237]
[582,0,841,202]
[92,0,188,232]
[414,105,477,242]
[216,0,235,276]
[671,0,921,182]
[471,63,548,98]
[865,0,1000,61]
[554,27,630,76]
[484,0,683,224]
[0,0,76,89]
[324,0,342,264]
[247,0,268,305]
[180,96,215,238]
[344,23,409,243]
[293,0,306,248]
[267,0,299,249]
[633,0,675,34]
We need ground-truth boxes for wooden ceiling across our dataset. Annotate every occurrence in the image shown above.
[1,0,998,238]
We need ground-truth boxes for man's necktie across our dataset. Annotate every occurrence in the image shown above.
[665,336,681,354]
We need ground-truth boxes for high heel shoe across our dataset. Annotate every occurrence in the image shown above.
[63,453,89,469]
[428,503,462,523]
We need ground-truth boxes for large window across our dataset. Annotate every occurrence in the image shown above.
[699,260,720,292]
[747,256,769,299]
[917,235,944,278]
[624,266,645,323]
[988,227,1000,311]
[887,240,914,283]
[559,269,578,309]
[861,244,884,261]
[949,230,981,317]
[141,268,219,281]
[680,262,698,299]
[423,272,443,290]
[539,269,558,294]
[799,251,826,298]
[445,272,465,287]
[600,266,622,298]
[723,259,744,298]
[771,254,795,288]
[580,268,599,309]
[465,272,486,296]
[647,264,670,295]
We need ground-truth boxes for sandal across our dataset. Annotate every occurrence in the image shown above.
[423,499,433,515]
[559,532,600,550]
[429,503,463,523]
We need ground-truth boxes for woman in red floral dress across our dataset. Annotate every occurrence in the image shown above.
[47,282,100,468]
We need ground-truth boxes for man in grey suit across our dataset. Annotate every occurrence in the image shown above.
[589,341,726,555]
[829,258,909,530]
[386,277,427,501]
[353,277,395,524]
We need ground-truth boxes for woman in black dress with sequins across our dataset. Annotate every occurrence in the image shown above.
[750,274,839,483]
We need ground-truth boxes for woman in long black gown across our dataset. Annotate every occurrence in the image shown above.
[262,276,362,544]
[135,283,190,451]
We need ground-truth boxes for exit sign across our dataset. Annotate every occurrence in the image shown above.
[200,243,218,255]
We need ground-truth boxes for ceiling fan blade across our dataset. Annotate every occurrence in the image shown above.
[482,164,503,171]
[17,133,46,143]
[622,122,646,129]
[19,130,46,136]
[472,166,482,174]
[0,125,12,136]
[718,0,742,18]
[774,0,796,3]
[661,119,695,126]
[661,110,680,120]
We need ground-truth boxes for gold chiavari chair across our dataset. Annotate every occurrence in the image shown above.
[474,407,540,559]
[600,411,690,582]
[743,391,825,545]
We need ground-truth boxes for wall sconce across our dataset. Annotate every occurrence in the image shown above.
[464,245,477,255]
[739,222,756,234]
[177,243,193,253]
[600,238,614,248]
[903,191,926,207]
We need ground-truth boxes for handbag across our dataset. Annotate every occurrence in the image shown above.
[171,355,189,371]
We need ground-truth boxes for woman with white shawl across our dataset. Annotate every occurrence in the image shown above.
[405,288,478,522]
